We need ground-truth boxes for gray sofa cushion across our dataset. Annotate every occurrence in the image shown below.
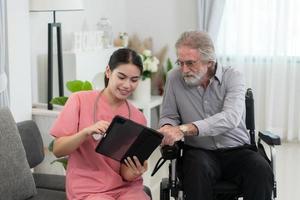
[32,173,65,191]
[17,120,44,168]
[27,188,65,200]
[0,107,37,199]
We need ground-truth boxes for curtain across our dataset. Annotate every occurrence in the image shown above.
[197,0,226,42]
[216,0,300,141]
[0,0,9,108]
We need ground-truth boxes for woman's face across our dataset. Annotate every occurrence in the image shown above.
[106,63,141,100]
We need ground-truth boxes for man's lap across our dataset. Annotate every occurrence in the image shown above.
[182,145,272,182]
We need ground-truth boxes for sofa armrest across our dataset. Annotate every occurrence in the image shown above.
[258,131,281,146]
[33,173,65,191]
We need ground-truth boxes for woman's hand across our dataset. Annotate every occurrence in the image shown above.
[120,156,148,181]
[53,120,110,157]
[82,120,110,138]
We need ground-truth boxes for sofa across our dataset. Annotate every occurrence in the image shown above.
[0,107,66,199]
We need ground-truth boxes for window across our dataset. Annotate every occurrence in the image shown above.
[216,0,300,57]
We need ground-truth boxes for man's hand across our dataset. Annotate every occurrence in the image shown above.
[158,125,184,146]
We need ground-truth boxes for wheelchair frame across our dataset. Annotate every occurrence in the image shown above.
[154,89,281,200]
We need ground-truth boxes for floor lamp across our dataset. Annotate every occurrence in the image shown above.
[30,0,84,110]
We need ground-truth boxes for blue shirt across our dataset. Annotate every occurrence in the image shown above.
[159,64,250,150]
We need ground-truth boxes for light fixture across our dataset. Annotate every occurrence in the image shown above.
[29,0,84,110]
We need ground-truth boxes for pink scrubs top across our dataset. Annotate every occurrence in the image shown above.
[51,91,150,200]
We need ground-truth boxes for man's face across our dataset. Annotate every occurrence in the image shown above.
[176,46,209,86]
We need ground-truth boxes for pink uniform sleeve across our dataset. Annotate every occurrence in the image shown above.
[50,93,80,138]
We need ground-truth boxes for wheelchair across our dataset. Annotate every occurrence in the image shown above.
[152,88,281,200]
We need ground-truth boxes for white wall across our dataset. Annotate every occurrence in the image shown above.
[30,0,198,103]
[4,0,197,121]
[6,0,32,121]
[125,0,198,59]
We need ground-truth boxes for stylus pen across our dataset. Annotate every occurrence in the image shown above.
[92,133,106,141]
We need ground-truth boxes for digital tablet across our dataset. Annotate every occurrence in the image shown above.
[95,115,163,163]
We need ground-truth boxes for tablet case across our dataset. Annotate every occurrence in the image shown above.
[95,115,163,163]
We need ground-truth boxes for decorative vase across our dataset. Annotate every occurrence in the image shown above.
[132,78,151,103]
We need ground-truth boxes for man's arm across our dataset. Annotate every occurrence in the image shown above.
[159,71,181,127]
[159,70,199,145]
[193,69,246,137]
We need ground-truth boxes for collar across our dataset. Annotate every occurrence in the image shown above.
[212,62,222,84]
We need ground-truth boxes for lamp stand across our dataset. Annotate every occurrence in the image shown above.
[47,11,64,110]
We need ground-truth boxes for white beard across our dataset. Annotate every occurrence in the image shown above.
[183,71,205,87]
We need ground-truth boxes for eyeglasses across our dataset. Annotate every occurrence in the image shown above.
[175,59,201,68]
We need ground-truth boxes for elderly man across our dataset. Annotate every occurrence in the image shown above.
[158,31,273,200]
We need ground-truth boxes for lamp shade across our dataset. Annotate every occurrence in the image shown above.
[29,0,84,12]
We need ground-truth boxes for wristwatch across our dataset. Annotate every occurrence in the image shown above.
[179,124,189,135]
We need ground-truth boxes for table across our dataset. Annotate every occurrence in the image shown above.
[129,95,163,127]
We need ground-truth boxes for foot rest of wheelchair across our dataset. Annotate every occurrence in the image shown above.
[258,131,281,146]
[213,181,239,194]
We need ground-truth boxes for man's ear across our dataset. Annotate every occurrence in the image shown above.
[207,61,214,68]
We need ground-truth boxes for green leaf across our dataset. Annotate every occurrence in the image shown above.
[48,140,54,152]
[66,80,84,92]
[48,140,68,169]
[142,71,152,80]
[163,58,174,83]
[66,80,93,92]
[50,157,68,170]
[50,96,68,106]
[166,58,173,72]
[81,81,93,91]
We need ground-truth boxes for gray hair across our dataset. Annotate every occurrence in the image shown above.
[175,31,216,63]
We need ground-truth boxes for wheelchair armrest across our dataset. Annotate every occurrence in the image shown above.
[160,141,183,160]
[258,131,281,146]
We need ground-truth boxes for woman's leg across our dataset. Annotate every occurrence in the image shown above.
[84,193,115,200]
[117,186,151,200]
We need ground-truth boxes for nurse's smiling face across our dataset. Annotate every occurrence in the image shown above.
[105,63,141,100]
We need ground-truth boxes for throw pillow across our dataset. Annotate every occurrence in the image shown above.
[0,107,37,199]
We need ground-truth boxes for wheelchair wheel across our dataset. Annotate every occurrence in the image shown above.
[160,181,170,200]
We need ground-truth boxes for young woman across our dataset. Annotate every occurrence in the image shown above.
[50,48,150,200]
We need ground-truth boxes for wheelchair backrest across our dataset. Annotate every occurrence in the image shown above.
[245,88,255,145]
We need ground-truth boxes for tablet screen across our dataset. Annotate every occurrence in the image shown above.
[95,115,163,163]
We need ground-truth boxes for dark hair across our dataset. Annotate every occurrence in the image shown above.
[104,48,143,87]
